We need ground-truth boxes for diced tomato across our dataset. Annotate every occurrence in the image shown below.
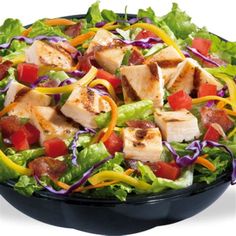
[22,123,40,145]
[104,132,123,155]
[17,63,39,84]
[148,161,181,181]
[135,30,158,40]
[203,125,220,142]
[168,90,192,110]
[198,83,217,98]
[43,138,68,158]
[11,128,29,151]
[192,38,212,56]
[200,107,234,132]
[0,116,21,137]
[96,69,121,89]
[28,156,67,179]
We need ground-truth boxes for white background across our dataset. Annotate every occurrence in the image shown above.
[0,0,236,235]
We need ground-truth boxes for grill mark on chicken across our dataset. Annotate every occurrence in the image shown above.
[15,87,31,102]
[157,59,183,68]
[135,129,148,140]
[122,76,140,101]
[148,63,158,79]
[193,66,202,89]
[132,141,145,148]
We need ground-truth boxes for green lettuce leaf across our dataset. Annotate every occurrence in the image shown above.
[0,148,44,183]
[99,152,124,172]
[47,70,70,81]
[101,9,118,22]
[85,1,103,26]
[28,20,67,38]
[14,175,42,196]
[162,3,197,39]
[95,100,153,128]
[207,65,236,77]
[60,142,109,184]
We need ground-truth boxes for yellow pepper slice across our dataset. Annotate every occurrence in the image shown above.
[192,96,236,110]
[0,103,17,117]
[214,73,236,112]
[0,150,32,176]
[127,23,185,59]
[89,79,118,101]
[228,127,236,138]
[88,170,152,190]
[35,66,97,94]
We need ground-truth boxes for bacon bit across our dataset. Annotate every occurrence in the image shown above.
[28,156,67,180]
[64,22,83,38]
[200,107,234,132]
[129,48,145,65]
[0,115,21,137]
[0,60,13,81]
[126,120,156,129]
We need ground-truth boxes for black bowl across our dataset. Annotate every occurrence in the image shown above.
[0,14,233,235]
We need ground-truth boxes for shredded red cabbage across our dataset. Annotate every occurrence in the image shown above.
[0,79,13,93]
[67,70,85,78]
[95,21,107,27]
[88,87,110,97]
[186,46,220,67]
[35,154,113,195]
[232,159,236,184]
[116,37,163,49]
[0,36,67,50]
[116,17,152,25]
[163,140,235,184]
[30,76,49,88]
[70,128,96,166]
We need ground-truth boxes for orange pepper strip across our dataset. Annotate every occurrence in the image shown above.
[99,96,118,143]
[54,169,134,192]
[69,31,96,47]
[22,18,76,37]
[0,102,17,117]
[195,154,216,172]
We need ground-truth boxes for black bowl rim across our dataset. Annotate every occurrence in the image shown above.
[0,13,232,206]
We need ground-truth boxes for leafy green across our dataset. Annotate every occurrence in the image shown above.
[85,1,103,26]
[60,142,109,184]
[47,70,69,81]
[99,152,124,172]
[151,169,193,192]
[28,20,67,38]
[137,161,156,183]
[95,100,154,128]
[0,148,45,183]
[207,65,236,77]
[0,18,24,43]
[14,175,42,196]
[162,3,197,39]
[121,49,132,66]
[101,9,118,22]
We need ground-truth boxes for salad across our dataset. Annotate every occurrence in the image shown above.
[0,2,235,201]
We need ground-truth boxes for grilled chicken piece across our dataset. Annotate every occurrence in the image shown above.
[31,106,77,145]
[122,127,163,163]
[95,46,130,74]
[146,46,183,85]
[167,58,223,94]
[154,109,200,142]
[120,63,164,107]
[25,40,73,70]
[4,81,51,118]
[61,86,110,128]
[86,29,116,54]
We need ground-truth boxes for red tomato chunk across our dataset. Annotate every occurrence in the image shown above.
[168,90,192,110]
[104,132,123,155]
[43,138,68,158]
[198,83,217,98]
[17,63,39,84]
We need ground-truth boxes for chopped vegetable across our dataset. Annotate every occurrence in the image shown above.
[17,63,39,84]
[198,83,217,98]
[168,90,192,110]
[43,138,68,158]
[191,38,212,56]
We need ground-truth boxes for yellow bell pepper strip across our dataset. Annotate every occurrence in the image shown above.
[10,54,26,65]
[223,108,236,117]
[22,18,76,37]
[0,102,17,117]
[99,96,118,143]
[0,149,32,176]
[192,96,236,110]
[54,169,134,192]
[214,73,236,112]
[195,154,216,172]
[227,127,236,139]
[35,66,97,94]
[127,23,185,59]
[89,22,121,32]
[216,100,227,109]
[89,79,118,102]
[88,170,152,190]
[69,31,96,47]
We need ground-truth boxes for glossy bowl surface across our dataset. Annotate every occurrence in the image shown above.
[0,14,232,235]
